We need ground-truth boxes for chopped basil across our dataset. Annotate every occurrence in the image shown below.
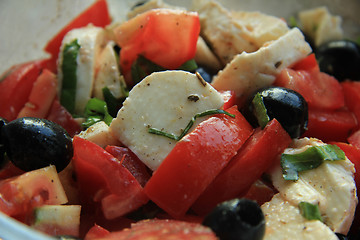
[288,16,298,28]
[148,109,235,141]
[177,59,198,72]
[298,202,323,222]
[131,55,198,85]
[281,144,345,180]
[252,93,270,129]
[60,39,81,114]
[82,98,113,129]
[102,86,128,118]
[131,55,165,85]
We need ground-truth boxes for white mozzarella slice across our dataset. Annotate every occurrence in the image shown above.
[93,41,127,100]
[195,36,222,71]
[192,0,257,64]
[231,11,290,48]
[58,25,107,114]
[261,194,338,240]
[299,7,343,47]
[77,121,120,149]
[211,27,312,106]
[269,138,357,234]
[110,70,224,170]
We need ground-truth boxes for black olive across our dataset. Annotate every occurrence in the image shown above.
[316,40,360,81]
[242,86,308,138]
[336,233,348,240]
[196,66,217,83]
[202,198,265,240]
[1,117,73,172]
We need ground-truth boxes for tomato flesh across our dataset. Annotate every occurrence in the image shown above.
[72,137,148,220]
[17,69,58,119]
[114,9,200,84]
[275,68,345,110]
[0,166,67,219]
[303,108,358,143]
[94,219,217,240]
[46,99,82,137]
[0,60,50,121]
[192,119,291,215]
[144,106,253,218]
[105,146,151,187]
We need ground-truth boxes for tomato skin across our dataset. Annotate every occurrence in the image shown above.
[0,59,50,121]
[84,224,110,240]
[95,219,217,240]
[0,166,67,219]
[114,9,200,84]
[192,119,291,215]
[330,142,360,233]
[342,81,360,131]
[291,53,319,71]
[44,0,111,62]
[17,69,58,119]
[105,146,151,187]
[144,106,253,218]
[46,99,81,137]
[303,108,358,143]
[275,68,345,110]
[72,137,148,220]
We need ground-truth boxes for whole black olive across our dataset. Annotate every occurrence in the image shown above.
[202,198,265,240]
[336,233,348,240]
[1,117,73,172]
[242,86,308,138]
[316,40,360,81]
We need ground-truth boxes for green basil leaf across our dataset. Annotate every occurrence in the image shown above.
[82,98,113,128]
[131,55,165,85]
[148,109,235,141]
[299,202,323,222]
[102,86,128,118]
[281,144,345,180]
[60,39,81,114]
[177,59,198,72]
[252,93,270,129]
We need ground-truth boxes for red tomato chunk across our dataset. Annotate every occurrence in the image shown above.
[144,106,253,218]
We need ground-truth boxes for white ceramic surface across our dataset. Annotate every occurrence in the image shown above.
[0,0,358,239]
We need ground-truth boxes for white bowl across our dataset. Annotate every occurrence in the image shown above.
[0,0,358,239]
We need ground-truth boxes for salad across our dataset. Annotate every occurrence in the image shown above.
[0,0,360,239]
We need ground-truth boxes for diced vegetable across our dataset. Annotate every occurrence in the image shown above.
[113,9,200,84]
[192,119,291,215]
[72,136,148,219]
[275,68,345,110]
[31,205,81,237]
[0,165,68,218]
[0,59,51,121]
[90,219,217,240]
[17,69,58,119]
[144,106,253,218]
[298,202,323,221]
[303,108,358,142]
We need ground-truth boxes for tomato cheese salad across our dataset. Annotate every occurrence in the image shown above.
[0,0,360,239]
